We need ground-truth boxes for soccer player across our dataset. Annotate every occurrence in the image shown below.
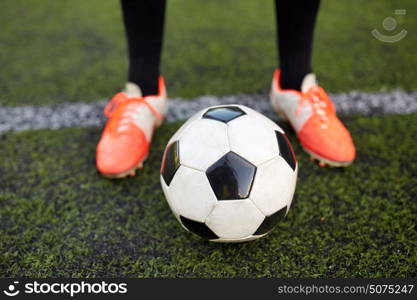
[96,0,355,178]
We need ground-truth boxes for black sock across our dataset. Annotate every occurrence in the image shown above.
[275,0,320,91]
[121,0,166,96]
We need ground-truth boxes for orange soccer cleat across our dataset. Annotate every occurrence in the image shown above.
[96,77,167,178]
[270,69,355,167]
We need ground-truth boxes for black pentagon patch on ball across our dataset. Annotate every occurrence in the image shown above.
[160,140,180,186]
[206,151,256,200]
[254,206,287,235]
[202,106,246,123]
[180,216,218,240]
[276,131,297,171]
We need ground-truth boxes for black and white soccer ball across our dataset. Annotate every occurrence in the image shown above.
[160,104,297,242]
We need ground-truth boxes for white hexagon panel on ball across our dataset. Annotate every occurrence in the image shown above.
[179,118,230,171]
[205,200,265,240]
[249,155,297,216]
[168,166,217,222]
[227,114,279,166]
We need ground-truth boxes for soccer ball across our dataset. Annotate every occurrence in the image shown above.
[160,104,297,242]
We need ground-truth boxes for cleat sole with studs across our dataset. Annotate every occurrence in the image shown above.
[303,147,353,168]
[101,154,149,179]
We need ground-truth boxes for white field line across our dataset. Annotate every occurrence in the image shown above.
[0,90,416,133]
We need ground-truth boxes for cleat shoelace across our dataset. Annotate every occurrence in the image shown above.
[296,86,335,129]
[104,92,163,133]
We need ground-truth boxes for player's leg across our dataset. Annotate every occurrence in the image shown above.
[276,0,319,91]
[96,0,168,178]
[121,0,166,96]
[270,0,355,167]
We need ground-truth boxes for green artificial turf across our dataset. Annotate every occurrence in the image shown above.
[1,0,417,106]
[1,114,416,277]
